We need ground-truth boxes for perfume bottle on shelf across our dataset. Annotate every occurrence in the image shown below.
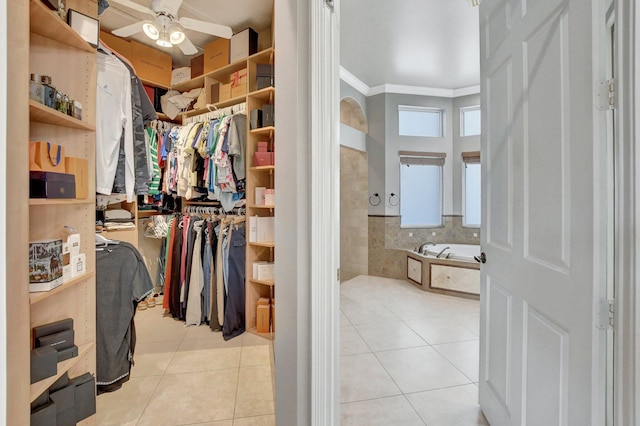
[29,74,44,104]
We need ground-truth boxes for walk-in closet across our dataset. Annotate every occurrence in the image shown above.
[8,0,277,423]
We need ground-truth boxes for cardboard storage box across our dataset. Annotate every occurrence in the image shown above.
[253,151,274,167]
[50,383,76,426]
[256,63,274,90]
[30,171,76,199]
[204,38,230,72]
[71,253,86,278]
[191,54,204,78]
[230,68,248,98]
[230,28,258,63]
[219,83,232,102]
[64,157,88,199]
[70,373,96,422]
[30,346,57,384]
[256,304,270,333]
[250,109,262,129]
[208,83,220,104]
[130,40,172,88]
[29,239,64,292]
[263,104,274,127]
[31,401,57,426]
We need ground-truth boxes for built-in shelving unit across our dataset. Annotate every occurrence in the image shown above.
[29,271,96,305]
[29,342,95,403]
[29,100,96,130]
[22,0,98,421]
[174,47,277,340]
[244,48,276,339]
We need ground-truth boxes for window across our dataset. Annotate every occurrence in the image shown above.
[460,106,481,136]
[399,154,445,227]
[398,105,444,137]
[462,152,481,227]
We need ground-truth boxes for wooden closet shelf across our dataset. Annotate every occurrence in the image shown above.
[29,101,96,130]
[156,112,181,124]
[30,198,93,206]
[248,205,275,210]
[249,165,275,173]
[249,241,275,248]
[182,96,247,119]
[248,87,275,103]
[30,342,95,402]
[172,47,275,93]
[249,278,275,287]
[248,47,275,65]
[29,0,95,53]
[140,78,170,90]
[250,126,275,136]
[30,271,95,305]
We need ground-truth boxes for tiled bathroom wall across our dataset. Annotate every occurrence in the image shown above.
[340,147,369,281]
[368,215,480,279]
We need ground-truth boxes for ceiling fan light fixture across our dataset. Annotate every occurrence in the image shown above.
[169,24,185,45]
[142,22,159,40]
[156,32,172,48]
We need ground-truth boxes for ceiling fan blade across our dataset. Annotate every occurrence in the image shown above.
[109,0,155,16]
[178,17,233,39]
[111,20,149,37]
[176,35,198,55]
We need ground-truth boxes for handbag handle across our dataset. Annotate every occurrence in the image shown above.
[47,142,62,166]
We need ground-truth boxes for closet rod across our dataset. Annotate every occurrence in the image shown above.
[184,102,247,124]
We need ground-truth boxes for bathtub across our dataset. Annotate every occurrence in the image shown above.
[406,244,480,298]
[419,244,480,263]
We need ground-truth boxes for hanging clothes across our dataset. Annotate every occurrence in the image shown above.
[159,213,245,339]
[95,241,153,391]
[96,51,134,200]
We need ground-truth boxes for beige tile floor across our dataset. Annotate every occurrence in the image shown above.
[98,275,487,425]
[96,303,275,426]
[340,275,489,425]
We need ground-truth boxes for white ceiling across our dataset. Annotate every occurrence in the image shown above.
[99,0,273,67]
[340,0,480,90]
[99,0,479,90]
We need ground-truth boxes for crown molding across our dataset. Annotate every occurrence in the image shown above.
[339,67,481,98]
[339,67,370,96]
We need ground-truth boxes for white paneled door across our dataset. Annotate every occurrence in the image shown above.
[479,0,607,424]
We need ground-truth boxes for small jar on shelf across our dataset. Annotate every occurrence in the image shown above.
[29,74,44,104]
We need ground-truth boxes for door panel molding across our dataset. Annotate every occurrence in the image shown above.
[485,58,514,251]
[521,303,569,426]
[484,278,513,413]
[522,10,571,273]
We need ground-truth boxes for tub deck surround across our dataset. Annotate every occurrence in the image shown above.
[368,215,479,280]
[406,247,480,299]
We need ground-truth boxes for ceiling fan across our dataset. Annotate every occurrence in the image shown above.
[109,0,233,55]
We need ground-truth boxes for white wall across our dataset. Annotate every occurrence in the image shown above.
[452,94,481,214]
[384,93,454,216]
[274,0,311,423]
[365,92,481,218]
[366,94,387,215]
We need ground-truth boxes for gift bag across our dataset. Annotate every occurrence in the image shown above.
[30,141,65,173]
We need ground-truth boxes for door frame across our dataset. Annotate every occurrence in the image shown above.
[309,0,341,424]
[614,0,639,424]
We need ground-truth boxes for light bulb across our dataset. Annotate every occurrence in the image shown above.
[170,29,185,45]
[142,22,159,40]
[156,34,172,47]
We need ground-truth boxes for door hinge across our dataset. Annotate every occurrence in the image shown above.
[597,298,615,330]
[325,0,335,9]
[337,268,340,281]
[596,79,615,110]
